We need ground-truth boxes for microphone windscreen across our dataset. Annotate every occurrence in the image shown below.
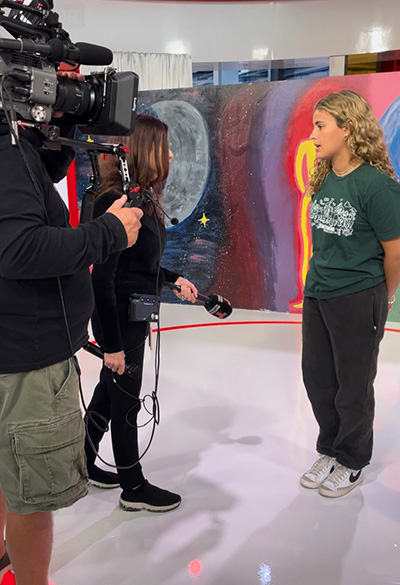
[204,295,232,319]
[75,42,113,66]
[48,38,66,61]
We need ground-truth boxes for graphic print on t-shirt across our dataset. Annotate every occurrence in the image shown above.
[309,197,357,237]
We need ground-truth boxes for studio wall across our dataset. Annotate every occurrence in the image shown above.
[61,0,400,65]
[74,72,400,320]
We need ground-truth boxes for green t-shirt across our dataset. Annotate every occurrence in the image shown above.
[304,163,400,299]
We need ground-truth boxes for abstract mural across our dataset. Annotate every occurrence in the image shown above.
[73,72,400,320]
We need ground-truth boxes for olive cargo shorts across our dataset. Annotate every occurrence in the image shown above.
[0,358,88,514]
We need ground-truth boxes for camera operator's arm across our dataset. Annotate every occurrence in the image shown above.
[0,142,142,279]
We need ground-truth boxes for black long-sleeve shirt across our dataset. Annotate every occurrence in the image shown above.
[0,124,127,373]
[91,190,180,353]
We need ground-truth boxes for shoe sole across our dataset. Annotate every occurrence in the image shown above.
[89,479,120,489]
[318,475,364,498]
[119,499,181,513]
[300,476,323,489]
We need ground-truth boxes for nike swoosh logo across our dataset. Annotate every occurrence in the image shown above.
[349,470,362,483]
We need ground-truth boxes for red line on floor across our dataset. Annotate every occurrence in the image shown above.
[152,320,301,333]
[152,321,400,334]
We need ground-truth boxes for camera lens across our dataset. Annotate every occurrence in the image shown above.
[53,77,96,117]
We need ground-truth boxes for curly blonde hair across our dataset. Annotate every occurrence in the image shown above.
[308,90,395,197]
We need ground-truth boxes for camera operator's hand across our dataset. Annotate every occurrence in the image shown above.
[104,351,125,375]
[52,71,86,118]
[106,195,143,247]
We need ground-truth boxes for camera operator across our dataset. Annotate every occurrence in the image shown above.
[0,69,143,585]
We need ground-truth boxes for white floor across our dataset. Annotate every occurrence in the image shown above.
[50,305,400,585]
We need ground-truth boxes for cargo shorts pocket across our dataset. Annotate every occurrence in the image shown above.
[8,410,87,505]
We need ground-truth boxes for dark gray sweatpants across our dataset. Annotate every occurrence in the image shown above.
[302,281,388,470]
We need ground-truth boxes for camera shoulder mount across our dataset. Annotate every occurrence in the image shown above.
[27,122,141,222]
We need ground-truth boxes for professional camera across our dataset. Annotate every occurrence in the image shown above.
[0,0,139,135]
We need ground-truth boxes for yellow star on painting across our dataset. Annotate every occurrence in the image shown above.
[198,213,210,227]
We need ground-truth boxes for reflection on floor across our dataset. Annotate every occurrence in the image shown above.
[51,305,400,585]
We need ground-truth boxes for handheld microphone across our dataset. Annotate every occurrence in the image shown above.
[83,342,141,379]
[165,283,233,319]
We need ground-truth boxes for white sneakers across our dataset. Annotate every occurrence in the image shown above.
[300,455,337,489]
[300,455,363,497]
[318,464,363,498]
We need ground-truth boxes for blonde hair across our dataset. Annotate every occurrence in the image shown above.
[308,90,395,197]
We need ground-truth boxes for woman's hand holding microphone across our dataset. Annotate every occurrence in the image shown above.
[173,276,198,303]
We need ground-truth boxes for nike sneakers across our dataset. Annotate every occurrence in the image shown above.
[319,464,363,498]
[300,455,337,488]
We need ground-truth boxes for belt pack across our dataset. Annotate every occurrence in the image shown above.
[128,293,159,322]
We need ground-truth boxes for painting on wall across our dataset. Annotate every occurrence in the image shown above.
[73,72,400,320]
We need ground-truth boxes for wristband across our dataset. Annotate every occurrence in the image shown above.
[388,294,395,305]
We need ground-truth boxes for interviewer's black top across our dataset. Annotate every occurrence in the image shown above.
[0,122,127,373]
[91,190,181,353]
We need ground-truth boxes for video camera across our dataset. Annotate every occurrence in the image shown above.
[0,0,139,135]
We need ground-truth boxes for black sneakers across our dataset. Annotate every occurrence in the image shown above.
[88,465,120,489]
[88,468,181,512]
[119,480,182,512]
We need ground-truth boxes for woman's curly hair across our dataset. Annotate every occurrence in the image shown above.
[308,90,395,197]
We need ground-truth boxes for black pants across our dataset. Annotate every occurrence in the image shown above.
[84,319,148,490]
[302,282,388,470]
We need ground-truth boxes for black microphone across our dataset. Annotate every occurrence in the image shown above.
[0,38,113,66]
[83,342,141,379]
[47,40,113,66]
[166,283,233,319]
[127,187,179,225]
[150,197,179,225]
[141,188,179,224]
[69,42,113,66]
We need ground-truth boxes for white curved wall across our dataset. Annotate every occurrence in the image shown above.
[59,0,400,63]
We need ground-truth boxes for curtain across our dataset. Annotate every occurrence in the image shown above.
[81,51,193,90]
